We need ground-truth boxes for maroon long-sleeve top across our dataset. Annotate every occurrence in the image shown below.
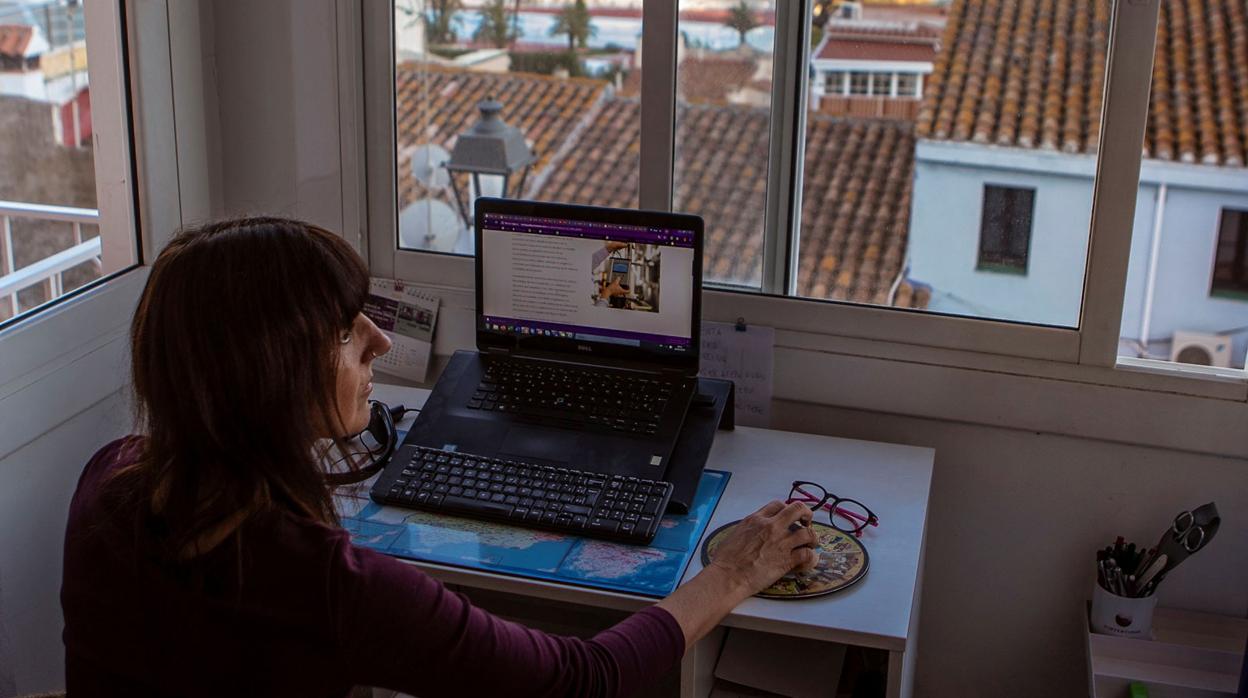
[61,439,684,697]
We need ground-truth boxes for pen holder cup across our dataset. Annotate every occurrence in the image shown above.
[1090,583,1157,639]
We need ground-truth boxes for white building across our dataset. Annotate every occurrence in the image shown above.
[906,0,1248,366]
[810,20,938,115]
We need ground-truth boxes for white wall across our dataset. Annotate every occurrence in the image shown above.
[908,156,1093,327]
[912,144,1248,362]
[0,390,130,696]
[1122,184,1248,362]
[208,0,347,230]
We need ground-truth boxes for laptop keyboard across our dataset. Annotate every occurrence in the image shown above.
[373,446,673,544]
[467,359,681,436]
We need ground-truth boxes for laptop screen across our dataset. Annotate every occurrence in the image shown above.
[477,204,700,363]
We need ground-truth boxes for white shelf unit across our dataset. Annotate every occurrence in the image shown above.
[1085,604,1247,698]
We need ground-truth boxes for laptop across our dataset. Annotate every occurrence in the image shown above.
[398,197,704,479]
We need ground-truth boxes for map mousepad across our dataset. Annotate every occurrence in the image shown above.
[701,520,868,599]
[336,469,730,598]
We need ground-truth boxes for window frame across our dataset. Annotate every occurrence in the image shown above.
[0,0,178,460]
[362,0,1244,399]
[0,0,140,334]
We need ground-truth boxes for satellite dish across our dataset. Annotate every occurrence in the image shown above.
[399,198,462,253]
[410,144,451,190]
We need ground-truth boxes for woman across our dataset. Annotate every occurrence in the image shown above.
[61,217,819,697]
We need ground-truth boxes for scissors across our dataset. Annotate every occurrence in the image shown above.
[1134,502,1220,596]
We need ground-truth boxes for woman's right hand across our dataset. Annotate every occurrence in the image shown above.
[656,500,820,650]
[707,500,820,598]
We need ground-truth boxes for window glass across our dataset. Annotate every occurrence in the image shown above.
[797,0,1111,327]
[848,71,869,95]
[1116,1,1248,368]
[394,0,642,255]
[824,70,845,95]
[0,1,117,324]
[1211,209,1248,296]
[673,0,776,288]
[977,185,1034,273]
[871,72,890,96]
[897,73,919,97]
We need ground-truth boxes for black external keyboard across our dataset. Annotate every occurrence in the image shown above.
[466,359,680,436]
[371,445,674,544]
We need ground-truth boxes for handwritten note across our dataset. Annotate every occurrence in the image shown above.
[699,321,774,427]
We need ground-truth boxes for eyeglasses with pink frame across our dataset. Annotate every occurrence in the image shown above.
[786,481,879,537]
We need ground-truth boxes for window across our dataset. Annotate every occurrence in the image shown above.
[376,0,1247,388]
[897,73,919,97]
[1114,2,1248,370]
[824,70,846,95]
[0,1,138,326]
[977,185,1035,273]
[674,0,776,287]
[848,71,869,95]
[1211,209,1248,297]
[870,72,890,96]
[794,1,1107,328]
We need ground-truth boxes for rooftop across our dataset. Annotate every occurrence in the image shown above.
[815,31,940,64]
[396,65,928,309]
[395,63,608,215]
[515,87,925,306]
[917,0,1248,167]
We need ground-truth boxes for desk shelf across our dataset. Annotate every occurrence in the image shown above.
[1085,604,1247,697]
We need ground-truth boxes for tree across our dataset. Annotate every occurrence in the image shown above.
[425,0,464,45]
[474,0,517,48]
[549,0,596,52]
[725,0,758,46]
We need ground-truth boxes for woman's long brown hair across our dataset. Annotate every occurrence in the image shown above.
[117,217,369,560]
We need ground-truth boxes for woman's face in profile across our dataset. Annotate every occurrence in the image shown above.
[334,313,392,435]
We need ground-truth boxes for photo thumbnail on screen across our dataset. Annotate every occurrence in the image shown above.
[591,241,661,313]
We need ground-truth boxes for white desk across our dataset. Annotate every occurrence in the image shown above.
[371,384,934,698]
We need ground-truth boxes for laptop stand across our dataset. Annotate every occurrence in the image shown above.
[664,377,735,514]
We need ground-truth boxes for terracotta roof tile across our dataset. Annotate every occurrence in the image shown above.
[817,36,939,63]
[529,98,923,307]
[816,23,941,64]
[0,25,33,59]
[397,65,925,309]
[918,0,1247,167]
[675,56,759,104]
[395,63,607,213]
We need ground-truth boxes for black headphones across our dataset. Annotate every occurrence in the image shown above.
[324,400,404,486]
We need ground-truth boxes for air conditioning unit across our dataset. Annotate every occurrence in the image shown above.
[1169,331,1232,367]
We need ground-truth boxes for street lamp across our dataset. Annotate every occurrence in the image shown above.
[444,97,536,226]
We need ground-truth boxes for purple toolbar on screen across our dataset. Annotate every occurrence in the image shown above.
[481,212,695,248]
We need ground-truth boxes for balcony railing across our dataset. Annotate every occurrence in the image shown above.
[0,200,101,319]
[816,95,921,120]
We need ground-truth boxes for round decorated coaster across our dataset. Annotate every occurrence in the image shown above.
[700,520,869,599]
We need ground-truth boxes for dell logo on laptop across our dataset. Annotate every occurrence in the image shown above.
[577,344,593,352]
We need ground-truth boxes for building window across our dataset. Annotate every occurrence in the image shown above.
[871,72,890,96]
[849,72,870,95]
[897,73,919,97]
[1211,208,1248,297]
[977,185,1035,274]
[824,70,846,95]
